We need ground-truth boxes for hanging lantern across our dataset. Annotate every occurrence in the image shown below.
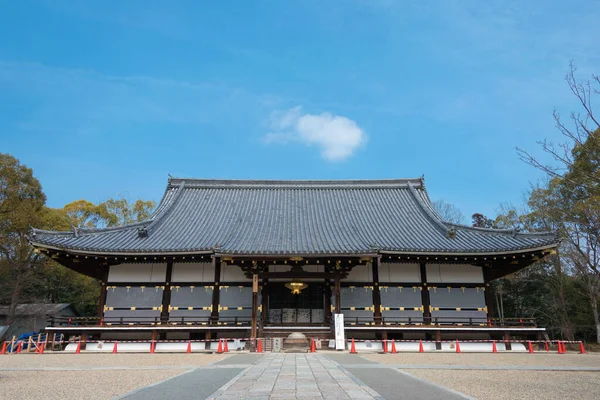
[285,280,308,295]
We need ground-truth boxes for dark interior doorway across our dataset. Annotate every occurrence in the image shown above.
[268,283,325,324]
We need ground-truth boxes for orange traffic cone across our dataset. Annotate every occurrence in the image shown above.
[217,339,223,354]
[16,342,22,354]
[558,341,565,354]
[579,341,586,354]
[527,341,534,353]
[257,339,263,353]
[390,340,397,354]
[310,339,316,353]
[382,340,388,353]
[350,339,357,354]
[150,341,155,354]
[38,341,45,354]
[1,341,7,355]
[455,340,461,353]
[186,341,192,354]
[224,339,229,353]
[544,341,549,352]
[112,341,118,354]
[75,341,81,354]
[419,340,424,353]
[492,340,497,353]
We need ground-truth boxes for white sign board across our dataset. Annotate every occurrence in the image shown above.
[334,313,345,350]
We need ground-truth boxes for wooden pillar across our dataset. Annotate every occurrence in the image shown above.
[324,279,332,323]
[420,263,431,324]
[261,278,269,326]
[504,331,512,351]
[334,273,341,314]
[97,268,109,318]
[251,274,259,339]
[435,330,442,350]
[482,267,496,320]
[372,258,382,325]
[210,256,221,324]
[160,260,173,323]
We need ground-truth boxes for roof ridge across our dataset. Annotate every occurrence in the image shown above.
[167,177,424,188]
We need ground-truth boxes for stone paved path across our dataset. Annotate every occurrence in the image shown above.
[208,353,380,399]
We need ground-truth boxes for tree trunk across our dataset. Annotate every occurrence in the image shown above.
[592,299,600,344]
[552,255,575,340]
[7,265,25,325]
[586,284,600,344]
[7,252,39,326]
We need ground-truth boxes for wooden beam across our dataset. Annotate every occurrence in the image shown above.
[160,260,173,323]
[334,273,341,314]
[324,279,332,323]
[420,263,431,322]
[261,279,269,327]
[210,256,221,324]
[97,268,109,318]
[251,274,258,339]
[257,272,335,279]
[482,267,496,319]
[372,258,382,324]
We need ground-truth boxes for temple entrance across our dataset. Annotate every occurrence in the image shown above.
[268,283,325,324]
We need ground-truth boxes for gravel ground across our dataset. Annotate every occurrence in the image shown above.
[0,353,228,369]
[0,353,231,400]
[0,369,188,400]
[363,352,600,367]
[405,369,600,400]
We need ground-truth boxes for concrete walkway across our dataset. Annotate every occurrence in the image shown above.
[208,353,381,399]
[116,353,478,399]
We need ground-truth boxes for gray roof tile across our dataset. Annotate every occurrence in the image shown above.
[30,178,559,255]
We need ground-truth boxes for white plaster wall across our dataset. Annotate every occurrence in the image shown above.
[378,263,420,282]
[426,264,484,283]
[172,262,214,282]
[345,264,372,282]
[108,263,167,282]
[221,264,251,282]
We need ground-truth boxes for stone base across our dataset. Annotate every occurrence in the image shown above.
[283,332,309,353]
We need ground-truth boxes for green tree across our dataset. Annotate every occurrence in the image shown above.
[63,198,155,228]
[0,153,46,324]
[518,63,600,343]
[1,153,157,327]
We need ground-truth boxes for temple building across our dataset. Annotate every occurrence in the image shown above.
[29,178,559,344]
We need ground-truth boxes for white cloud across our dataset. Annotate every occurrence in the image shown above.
[265,106,367,162]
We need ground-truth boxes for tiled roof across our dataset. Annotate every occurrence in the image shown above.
[0,303,73,316]
[29,178,559,256]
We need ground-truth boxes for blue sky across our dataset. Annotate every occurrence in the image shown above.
[1,0,599,220]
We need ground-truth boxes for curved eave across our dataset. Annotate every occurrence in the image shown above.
[30,240,559,258]
[378,242,559,257]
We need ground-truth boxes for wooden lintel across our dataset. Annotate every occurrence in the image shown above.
[257,272,335,279]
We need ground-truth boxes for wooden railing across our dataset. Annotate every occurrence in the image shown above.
[343,316,537,327]
[47,316,536,329]
[47,316,254,327]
